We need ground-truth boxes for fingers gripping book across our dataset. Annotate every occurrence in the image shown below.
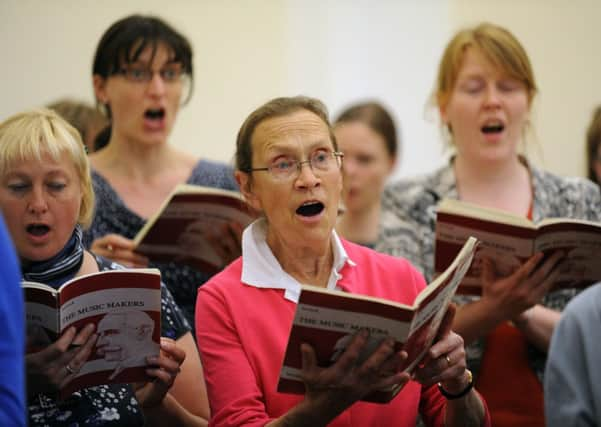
[23,268,161,398]
[277,237,478,403]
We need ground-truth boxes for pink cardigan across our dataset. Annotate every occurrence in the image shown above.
[196,238,490,426]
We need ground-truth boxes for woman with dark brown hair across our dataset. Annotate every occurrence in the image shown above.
[334,102,398,248]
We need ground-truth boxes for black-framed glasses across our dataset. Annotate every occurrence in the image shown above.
[249,149,344,181]
[117,64,185,84]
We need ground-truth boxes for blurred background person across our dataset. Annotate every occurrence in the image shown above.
[83,14,240,330]
[585,105,601,186]
[333,101,398,248]
[47,98,108,154]
[0,108,209,426]
[376,22,601,426]
[196,96,490,427]
[0,212,26,426]
[545,282,601,427]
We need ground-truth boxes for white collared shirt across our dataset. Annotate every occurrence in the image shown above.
[240,218,355,303]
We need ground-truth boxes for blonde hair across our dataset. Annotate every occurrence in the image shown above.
[0,108,95,227]
[435,22,537,110]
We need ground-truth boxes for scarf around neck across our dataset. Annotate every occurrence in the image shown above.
[21,225,85,288]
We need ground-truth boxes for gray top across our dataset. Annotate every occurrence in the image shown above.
[545,283,601,427]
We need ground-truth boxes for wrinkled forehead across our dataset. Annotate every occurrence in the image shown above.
[252,110,333,154]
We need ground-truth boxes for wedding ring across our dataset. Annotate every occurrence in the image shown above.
[66,364,76,375]
[445,355,452,366]
[106,244,114,252]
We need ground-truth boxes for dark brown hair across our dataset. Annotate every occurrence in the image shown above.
[586,105,601,183]
[334,101,398,158]
[93,14,194,105]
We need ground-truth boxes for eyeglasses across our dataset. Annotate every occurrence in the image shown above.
[116,65,185,84]
[249,149,344,181]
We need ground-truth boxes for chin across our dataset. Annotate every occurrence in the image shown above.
[20,247,60,263]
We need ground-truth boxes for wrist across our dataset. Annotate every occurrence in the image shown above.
[512,306,535,328]
[438,369,474,400]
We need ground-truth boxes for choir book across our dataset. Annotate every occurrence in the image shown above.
[23,268,161,397]
[277,237,478,404]
[435,198,601,295]
[133,184,257,273]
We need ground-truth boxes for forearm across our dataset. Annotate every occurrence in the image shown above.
[142,393,208,427]
[444,390,487,427]
[453,299,506,345]
[512,305,560,352]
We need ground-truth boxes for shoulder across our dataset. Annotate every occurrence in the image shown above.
[532,166,601,220]
[533,167,600,201]
[89,169,116,200]
[189,159,238,191]
[561,284,601,323]
[342,240,427,298]
[382,165,453,214]
[197,258,243,298]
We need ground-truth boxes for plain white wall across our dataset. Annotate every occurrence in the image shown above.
[0,0,448,180]
[1,0,599,179]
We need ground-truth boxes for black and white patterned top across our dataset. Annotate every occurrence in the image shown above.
[376,159,601,381]
[83,159,238,332]
[28,254,190,426]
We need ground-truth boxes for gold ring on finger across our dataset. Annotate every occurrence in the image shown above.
[445,355,451,366]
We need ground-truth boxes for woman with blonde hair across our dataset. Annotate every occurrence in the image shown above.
[377,23,601,426]
[0,108,209,426]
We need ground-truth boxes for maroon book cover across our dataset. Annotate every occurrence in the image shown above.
[435,199,601,295]
[22,268,162,399]
[134,185,256,273]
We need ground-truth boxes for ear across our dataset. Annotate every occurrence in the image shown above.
[235,170,262,212]
[386,155,397,175]
[93,74,108,104]
[439,103,449,126]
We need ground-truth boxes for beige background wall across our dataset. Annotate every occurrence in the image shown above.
[1,0,599,179]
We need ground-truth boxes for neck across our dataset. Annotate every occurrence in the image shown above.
[336,201,380,246]
[91,132,182,181]
[454,154,532,213]
[268,233,334,288]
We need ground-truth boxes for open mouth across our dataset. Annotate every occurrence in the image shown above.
[26,224,50,236]
[296,201,325,217]
[481,122,504,134]
[144,108,165,121]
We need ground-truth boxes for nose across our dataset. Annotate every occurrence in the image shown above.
[146,72,166,96]
[342,157,358,177]
[294,160,321,189]
[483,85,501,108]
[27,186,48,214]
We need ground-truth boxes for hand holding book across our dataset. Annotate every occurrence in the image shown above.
[91,233,149,268]
[278,237,479,403]
[25,324,97,398]
[479,250,564,320]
